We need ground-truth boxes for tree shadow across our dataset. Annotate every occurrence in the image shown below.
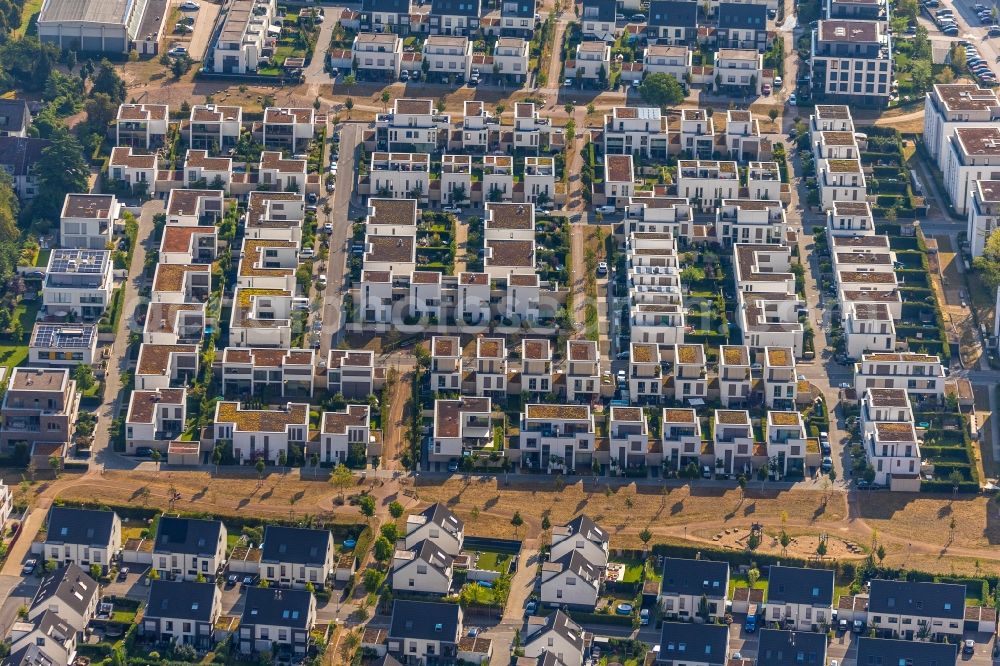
[670,500,684,515]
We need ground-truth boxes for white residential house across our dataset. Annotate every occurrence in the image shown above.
[352,33,404,80]
[746,162,782,200]
[658,558,730,621]
[404,503,465,556]
[377,99,449,152]
[844,302,896,359]
[408,271,443,321]
[519,404,596,473]
[629,342,665,403]
[164,189,226,226]
[29,323,99,367]
[662,408,703,471]
[643,45,691,80]
[676,160,740,211]
[818,157,866,209]
[854,352,946,397]
[626,232,685,345]
[440,154,472,204]
[259,526,335,590]
[370,152,431,201]
[109,147,157,190]
[713,409,755,476]
[680,108,715,158]
[733,244,804,356]
[715,48,764,94]
[188,104,242,152]
[923,84,1000,169]
[482,155,515,203]
[568,41,612,82]
[765,566,835,631]
[603,106,671,159]
[183,150,232,190]
[42,507,121,571]
[460,101,500,151]
[230,288,295,348]
[810,19,892,107]
[212,401,309,464]
[765,411,808,478]
[134,343,199,391]
[944,126,1000,215]
[125,388,187,454]
[430,336,463,392]
[540,551,601,610]
[259,152,307,193]
[715,199,788,246]
[115,103,169,149]
[521,338,553,396]
[672,343,708,403]
[42,249,114,320]
[719,345,752,407]
[221,348,315,398]
[867,580,966,640]
[827,200,874,237]
[762,346,797,409]
[512,103,552,151]
[475,337,507,396]
[59,194,119,250]
[429,397,492,462]
[262,107,316,154]
[968,180,1000,258]
[210,0,276,74]
[326,349,377,400]
[493,37,530,81]
[392,539,454,595]
[726,111,764,161]
[152,516,227,582]
[424,36,473,79]
[609,406,650,472]
[523,156,556,204]
[604,154,634,207]
[565,340,601,402]
[550,515,609,567]
[318,405,371,465]
[142,580,221,648]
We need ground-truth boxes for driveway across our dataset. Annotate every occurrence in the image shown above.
[184,0,222,61]
[320,121,363,352]
[0,573,38,636]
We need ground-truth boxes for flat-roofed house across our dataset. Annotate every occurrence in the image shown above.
[0,367,79,453]
[29,324,99,367]
[327,349,376,399]
[135,343,198,391]
[430,397,492,462]
[188,104,242,152]
[125,388,187,454]
[713,409,754,476]
[116,103,169,149]
[565,339,601,402]
[59,193,119,250]
[609,406,650,472]
[318,405,372,465]
[662,408,702,472]
[209,0,277,75]
[220,347,315,398]
[719,345,751,407]
[42,249,114,320]
[212,401,309,464]
[923,84,1000,168]
[519,404,595,473]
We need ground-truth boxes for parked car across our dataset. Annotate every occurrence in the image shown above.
[640,609,650,625]
[323,222,333,234]
[167,46,188,57]
[762,83,772,95]
[773,75,783,87]
[447,460,459,473]
[853,620,864,633]
[300,248,315,259]
[821,457,833,472]
[597,205,615,214]
[179,0,200,9]
[443,205,462,214]
[317,274,327,288]
[788,93,797,105]
[596,261,608,276]
[21,559,37,575]
[963,640,975,655]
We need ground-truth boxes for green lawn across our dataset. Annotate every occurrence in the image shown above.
[14,0,43,37]
[475,551,512,573]
[728,574,768,599]
[612,560,645,583]
[111,610,137,624]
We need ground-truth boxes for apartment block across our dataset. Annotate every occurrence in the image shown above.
[115,103,169,149]
[943,126,1000,215]
[519,404,595,473]
[923,84,1000,168]
[0,368,79,453]
[810,19,892,107]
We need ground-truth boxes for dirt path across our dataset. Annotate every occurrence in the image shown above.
[570,224,587,338]
[545,17,568,88]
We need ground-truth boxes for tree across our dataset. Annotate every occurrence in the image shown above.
[816,536,827,557]
[747,565,760,588]
[779,530,791,556]
[380,523,399,543]
[150,449,161,470]
[48,456,60,478]
[757,463,768,489]
[875,544,886,565]
[84,93,117,133]
[66,51,77,72]
[381,90,391,112]
[949,470,964,497]
[313,96,321,111]
[212,447,222,475]
[373,536,394,562]
[73,363,95,391]
[330,464,353,500]
[563,101,575,116]
[91,59,126,103]
[637,74,685,107]
[359,494,376,521]
[344,97,354,117]
[737,475,747,499]
[639,528,653,551]
[277,449,287,471]
[910,58,932,95]
[255,458,265,486]
[33,125,89,220]
[363,568,384,593]
[768,108,779,123]
[510,511,524,536]
[310,453,319,477]
[90,563,102,580]
[541,515,551,531]
[388,500,404,519]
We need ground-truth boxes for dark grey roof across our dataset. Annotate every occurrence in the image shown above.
[526,610,585,652]
[766,566,834,606]
[32,610,74,644]
[648,0,698,27]
[0,100,30,134]
[241,587,313,629]
[0,137,49,177]
[389,599,460,642]
[362,0,410,14]
[581,0,616,22]
[757,629,827,666]
[660,557,730,599]
[406,538,454,573]
[718,2,768,29]
[418,502,463,537]
[856,637,957,666]
[431,0,481,17]
[868,579,966,620]
[534,653,567,666]
[154,516,224,556]
[502,0,536,19]
[45,506,117,547]
[146,580,218,623]
[2,644,59,666]
[551,550,601,587]
[557,514,608,546]
[658,622,729,665]
[31,564,98,621]
[261,526,332,566]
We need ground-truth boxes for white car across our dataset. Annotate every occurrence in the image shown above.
[179,1,200,9]
[317,274,328,288]
[300,248,315,259]
[597,205,615,214]
[167,46,188,57]
[773,75,783,87]
[788,93,797,106]
[443,205,462,214]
